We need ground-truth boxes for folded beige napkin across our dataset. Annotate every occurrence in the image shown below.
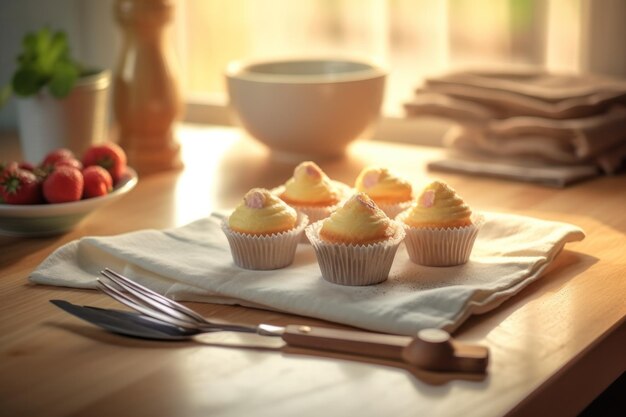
[488,106,626,160]
[30,213,584,335]
[416,71,626,119]
[405,70,626,182]
[427,149,599,188]
[443,125,626,174]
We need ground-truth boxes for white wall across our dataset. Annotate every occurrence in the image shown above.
[0,0,119,130]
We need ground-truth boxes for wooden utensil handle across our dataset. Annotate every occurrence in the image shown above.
[450,342,490,373]
[282,325,490,374]
[281,325,412,361]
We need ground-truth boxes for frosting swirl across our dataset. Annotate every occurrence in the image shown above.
[229,188,297,235]
[280,161,341,206]
[401,181,472,228]
[355,166,412,203]
[320,193,394,244]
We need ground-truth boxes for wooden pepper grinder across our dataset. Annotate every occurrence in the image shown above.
[113,0,183,174]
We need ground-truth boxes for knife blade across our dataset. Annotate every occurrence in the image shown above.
[51,299,194,340]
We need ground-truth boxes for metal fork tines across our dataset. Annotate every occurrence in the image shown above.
[97,268,257,334]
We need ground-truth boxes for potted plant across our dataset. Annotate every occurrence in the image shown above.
[1,27,110,163]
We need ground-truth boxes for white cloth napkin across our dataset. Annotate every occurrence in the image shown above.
[30,212,584,336]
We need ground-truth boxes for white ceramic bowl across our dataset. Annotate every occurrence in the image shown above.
[0,168,138,237]
[225,58,386,158]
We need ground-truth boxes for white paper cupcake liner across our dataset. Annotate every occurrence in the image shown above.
[221,213,308,270]
[398,213,484,267]
[305,220,406,286]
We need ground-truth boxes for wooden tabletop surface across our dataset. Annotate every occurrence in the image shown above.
[1,125,624,417]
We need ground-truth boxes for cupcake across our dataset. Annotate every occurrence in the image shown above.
[275,161,351,224]
[306,192,405,286]
[354,166,413,218]
[222,188,308,270]
[397,180,482,267]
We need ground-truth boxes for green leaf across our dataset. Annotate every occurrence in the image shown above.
[12,68,45,96]
[21,33,37,59]
[35,28,52,57]
[36,28,56,74]
[44,31,69,71]
[49,61,79,98]
[9,27,84,98]
[0,85,12,108]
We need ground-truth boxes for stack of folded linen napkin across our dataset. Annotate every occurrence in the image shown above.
[404,71,626,186]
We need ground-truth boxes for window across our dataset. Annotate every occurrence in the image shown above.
[175,0,586,143]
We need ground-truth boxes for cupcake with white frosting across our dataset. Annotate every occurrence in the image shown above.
[275,161,351,224]
[222,188,308,270]
[354,166,413,218]
[306,192,405,285]
[397,180,482,266]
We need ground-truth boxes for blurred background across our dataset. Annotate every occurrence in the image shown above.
[1,0,624,143]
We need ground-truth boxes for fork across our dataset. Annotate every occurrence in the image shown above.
[97,269,269,334]
[95,268,489,373]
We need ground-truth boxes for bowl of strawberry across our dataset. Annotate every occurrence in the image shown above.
[0,142,137,236]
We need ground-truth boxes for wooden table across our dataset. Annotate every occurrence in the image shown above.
[1,125,624,417]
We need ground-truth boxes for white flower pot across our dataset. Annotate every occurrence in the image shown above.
[16,70,111,163]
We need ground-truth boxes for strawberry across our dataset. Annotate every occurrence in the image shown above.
[82,142,127,183]
[82,166,113,198]
[42,166,84,203]
[41,148,75,170]
[54,158,83,171]
[5,161,48,183]
[1,161,18,173]
[18,161,36,171]
[0,166,42,204]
